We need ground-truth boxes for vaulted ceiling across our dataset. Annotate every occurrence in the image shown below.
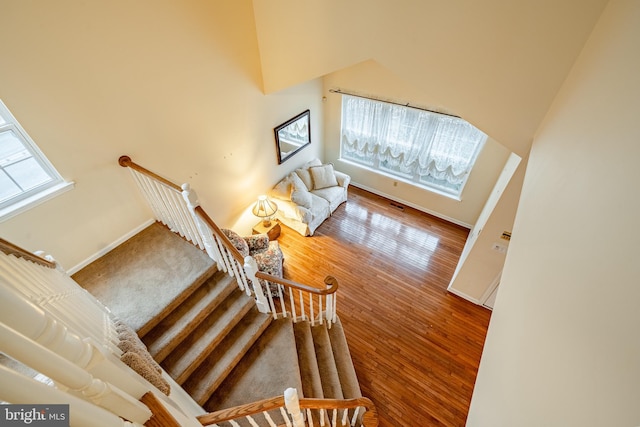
[252,0,608,155]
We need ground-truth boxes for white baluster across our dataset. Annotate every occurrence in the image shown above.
[299,290,306,321]
[325,294,333,329]
[284,388,305,427]
[351,407,361,426]
[279,407,293,427]
[0,285,148,399]
[319,293,323,325]
[263,410,278,427]
[307,408,314,427]
[333,292,338,324]
[0,323,151,424]
[278,284,286,318]
[0,365,144,427]
[246,415,260,427]
[243,257,269,314]
[342,408,349,426]
[310,294,315,326]
[289,287,297,321]
[332,408,338,427]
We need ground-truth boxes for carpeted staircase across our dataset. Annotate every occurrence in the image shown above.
[73,222,361,420]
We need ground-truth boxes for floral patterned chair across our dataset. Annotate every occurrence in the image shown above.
[221,229,284,297]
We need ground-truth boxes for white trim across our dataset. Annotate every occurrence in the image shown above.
[350,181,472,229]
[340,158,463,201]
[446,286,482,305]
[0,180,75,222]
[479,271,502,306]
[67,218,155,274]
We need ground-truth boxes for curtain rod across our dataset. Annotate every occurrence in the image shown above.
[329,89,460,119]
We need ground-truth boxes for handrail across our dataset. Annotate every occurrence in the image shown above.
[118,155,182,192]
[195,206,339,298]
[197,395,285,425]
[197,395,378,427]
[120,155,339,323]
[0,238,56,269]
[256,272,339,295]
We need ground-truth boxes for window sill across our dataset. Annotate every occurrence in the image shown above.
[0,181,75,223]
[338,158,463,202]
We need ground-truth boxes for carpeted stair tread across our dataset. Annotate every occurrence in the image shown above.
[162,289,254,384]
[72,222,216,336]
[293,320,324,399]
[311,322,344,400]
[205,318,302,413]
[142,272,237,363]
[184,307,273,405]
[327,316,362,399]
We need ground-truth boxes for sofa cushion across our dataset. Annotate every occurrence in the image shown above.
[308,193,331,218]
[310,164,339,189]
[312,186,347,210]
[291,188,312,209]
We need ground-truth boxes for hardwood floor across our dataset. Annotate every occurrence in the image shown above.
[277,186,491,427]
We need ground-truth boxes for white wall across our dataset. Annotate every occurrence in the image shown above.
[0,0,323,271]
[468,1,640,425]
[448,152,523,302]
[253,0,607,157]
[322,60,511,227]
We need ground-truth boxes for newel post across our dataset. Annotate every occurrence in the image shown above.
[182,184,220,266]
[243,256,269,314]
[284,388,305,427]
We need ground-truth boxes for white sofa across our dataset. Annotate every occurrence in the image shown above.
[270,159,350,236]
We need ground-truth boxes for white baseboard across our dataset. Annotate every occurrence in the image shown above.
[349,182,472,229]
[446,286,482,306]
[67,218,155,275]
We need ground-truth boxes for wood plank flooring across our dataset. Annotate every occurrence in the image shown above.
[277,186,491,427]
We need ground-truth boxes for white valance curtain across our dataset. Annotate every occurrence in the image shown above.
[341,95,487,186]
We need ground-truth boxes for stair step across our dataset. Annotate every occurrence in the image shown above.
[327,317,362,399]
[142,271,237,363]
[72,222,217,336]
[311,322,344,400]
[293,320,324,399]
[205,318,303,413]
[184,307,273,405]
[161,289,254,384]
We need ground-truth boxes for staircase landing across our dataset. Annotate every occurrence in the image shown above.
[72,222,216,335]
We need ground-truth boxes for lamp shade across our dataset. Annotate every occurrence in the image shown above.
[252,195,278,226]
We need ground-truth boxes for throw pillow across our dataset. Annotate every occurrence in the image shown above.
[271,173,294,201]
[289,172,308,192]
[310,164,339,189]
[295,167,314,191]
[291,189,313,209]
[304,158,323,169]
[221,229,250,257]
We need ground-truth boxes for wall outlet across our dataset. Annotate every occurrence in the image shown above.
[492,242,508,253]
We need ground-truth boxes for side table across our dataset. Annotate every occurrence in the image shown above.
[252,220,281,241]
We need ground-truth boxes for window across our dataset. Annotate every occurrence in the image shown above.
[339,94,486,198]
[0,99,72,220]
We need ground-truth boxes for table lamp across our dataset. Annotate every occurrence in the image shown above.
[252,195,278,227]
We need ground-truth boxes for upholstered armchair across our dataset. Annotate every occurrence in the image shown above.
[221,229,284,296]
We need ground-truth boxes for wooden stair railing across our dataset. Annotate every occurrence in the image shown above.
[0,238,57,269]
[197,388,379,427]
[119,155,339,326]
